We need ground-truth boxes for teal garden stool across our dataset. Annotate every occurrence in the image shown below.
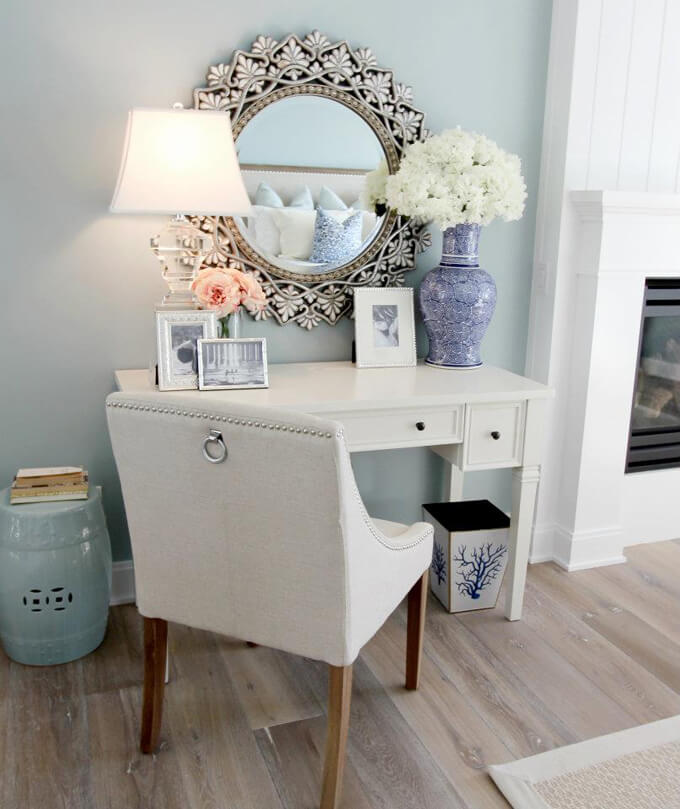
[0,486,112,665]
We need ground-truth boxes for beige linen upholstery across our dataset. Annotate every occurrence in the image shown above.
[106,392,433,667]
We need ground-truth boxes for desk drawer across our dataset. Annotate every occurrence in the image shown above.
[464,402,525,469]
[337,406,464,451]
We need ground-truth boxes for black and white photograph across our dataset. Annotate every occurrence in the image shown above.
[170,324,204,376]
[156,310,217,391]
[354,287,416,368]
[372,304,400,347]
[198,338,268,390]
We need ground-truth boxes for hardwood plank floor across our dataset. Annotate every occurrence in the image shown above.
[219,639,323,731]
[2,540,679,809]
[531,560,680,692]
[521,580,680,724]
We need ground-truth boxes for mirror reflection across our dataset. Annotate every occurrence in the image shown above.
[234,96,386,276]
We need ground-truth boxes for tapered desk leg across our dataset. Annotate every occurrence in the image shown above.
[505,465,540,621]
[444,462,464,501]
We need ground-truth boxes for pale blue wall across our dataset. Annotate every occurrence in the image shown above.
[238,96,384,170]
[1,0,552,561]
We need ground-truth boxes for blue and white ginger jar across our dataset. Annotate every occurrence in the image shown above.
[418,223,496,368]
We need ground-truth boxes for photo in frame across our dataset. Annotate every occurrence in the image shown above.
[353,287,417,368]
[156,310,218,391]
[197,338,269,391]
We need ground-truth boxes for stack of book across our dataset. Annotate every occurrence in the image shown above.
[10,466,89,504]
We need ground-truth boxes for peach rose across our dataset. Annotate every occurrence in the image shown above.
[191,268,242,316]
[239,271,267,313]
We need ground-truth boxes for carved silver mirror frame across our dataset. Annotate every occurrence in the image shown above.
[192,31,430,329]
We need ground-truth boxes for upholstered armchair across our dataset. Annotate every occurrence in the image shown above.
[106,392,434,809]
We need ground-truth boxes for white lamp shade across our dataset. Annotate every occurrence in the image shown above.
[110,108,252,216]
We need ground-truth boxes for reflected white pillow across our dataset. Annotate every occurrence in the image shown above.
[360,211,378,241]
[272,209,316,259]
[319,185,348,210]
[273,208,354,260]
[289,186,314,209]
[254,182,284,208]
[248,205,282,256]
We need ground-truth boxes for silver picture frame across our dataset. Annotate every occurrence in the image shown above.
[197,337,269,391]
[354,287,417,368]
[156,310,218,391]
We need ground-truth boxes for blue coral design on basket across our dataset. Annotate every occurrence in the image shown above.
[431,542,447,585]
[454,542,507,599]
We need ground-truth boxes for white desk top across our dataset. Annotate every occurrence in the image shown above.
[115,361,551,414]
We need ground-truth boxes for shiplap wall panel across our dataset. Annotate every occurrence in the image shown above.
[650,0,680,191]
[569,0,605,190]
[618,0,667,189]
[581,0,680,192]
[586,0,634,189]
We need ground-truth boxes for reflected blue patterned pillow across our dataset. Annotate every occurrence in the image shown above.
[309,207,362,263]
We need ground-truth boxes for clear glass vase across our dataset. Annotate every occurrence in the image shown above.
[218,307,242,339]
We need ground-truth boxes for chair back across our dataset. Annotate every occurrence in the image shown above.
[107,392,354,663]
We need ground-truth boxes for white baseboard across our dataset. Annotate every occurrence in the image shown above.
[562,554,627,571]
[530,523,627,571]
[110,560,136,605]
[562,525,627,571]
[529,523,559,564]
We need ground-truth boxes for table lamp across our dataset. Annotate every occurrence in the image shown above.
[110,104,252,309]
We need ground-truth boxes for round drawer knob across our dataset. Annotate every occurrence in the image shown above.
[490,430,501,440]
[416,421,426,431]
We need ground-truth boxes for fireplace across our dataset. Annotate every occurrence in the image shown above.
[626,279,680,472]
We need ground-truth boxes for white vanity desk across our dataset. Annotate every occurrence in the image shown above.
[115,361,551,621]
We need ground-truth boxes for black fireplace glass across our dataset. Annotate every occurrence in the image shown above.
[626,279,680,472]
[631,314,680,431]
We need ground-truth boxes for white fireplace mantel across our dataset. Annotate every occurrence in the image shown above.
[572,190,680,222]
[532,190,680,569]
[526,0,680,570]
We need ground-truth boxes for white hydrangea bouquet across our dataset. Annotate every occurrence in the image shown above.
[363,127,526,228]
[362,128,527,370]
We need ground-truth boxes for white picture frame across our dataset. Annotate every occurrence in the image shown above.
[354,287,417,368]
[156,310,218,391]
[197,338,269,391]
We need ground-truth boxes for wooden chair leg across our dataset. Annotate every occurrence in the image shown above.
[140,617,168,754]
[320,664,353,809]
[405,570,429,690]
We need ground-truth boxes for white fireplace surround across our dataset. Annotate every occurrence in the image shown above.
[530,190,680,570]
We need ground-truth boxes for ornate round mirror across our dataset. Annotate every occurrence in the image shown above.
[193,32,430,328]
[234,94,388,278]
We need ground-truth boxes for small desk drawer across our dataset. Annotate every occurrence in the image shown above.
[338,406,464,451]
[464,402,525,469]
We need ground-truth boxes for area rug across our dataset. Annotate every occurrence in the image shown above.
[488,715,680,808]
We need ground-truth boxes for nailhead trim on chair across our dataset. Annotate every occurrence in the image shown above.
[107,399,431,550]
[106,400,339,439]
